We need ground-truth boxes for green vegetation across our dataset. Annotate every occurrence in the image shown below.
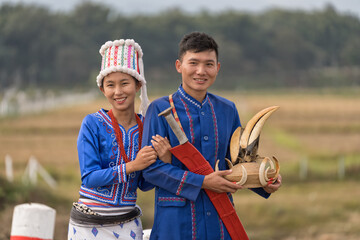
[1,3,360,91]
[0,177,69,210]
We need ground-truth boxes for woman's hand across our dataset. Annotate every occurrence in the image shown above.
[126,146,157,174]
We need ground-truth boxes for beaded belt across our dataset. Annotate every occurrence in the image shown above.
[70,202,141,225]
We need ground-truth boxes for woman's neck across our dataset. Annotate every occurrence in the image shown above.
[111,108,136,131]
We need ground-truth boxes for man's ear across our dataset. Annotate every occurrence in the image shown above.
[175,59,182,73]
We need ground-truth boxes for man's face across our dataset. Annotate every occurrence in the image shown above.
[175,50,220,101]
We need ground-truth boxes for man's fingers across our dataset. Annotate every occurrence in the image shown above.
[152,134,164,142]
[215,169,233,176]
[152,135,170,146]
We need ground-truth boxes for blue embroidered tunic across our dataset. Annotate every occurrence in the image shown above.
[77,108,153,206]
[142,86,270,240]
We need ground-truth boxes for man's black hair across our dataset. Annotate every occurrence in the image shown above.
[178,32,218,61]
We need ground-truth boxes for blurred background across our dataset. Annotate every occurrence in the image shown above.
[0,0,359,239]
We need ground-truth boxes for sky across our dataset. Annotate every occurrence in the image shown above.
[0,0,360,17]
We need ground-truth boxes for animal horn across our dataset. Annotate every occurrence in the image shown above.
[215,160,220,171]
[270,156,280,181]
[259,157,271,186]
[230,127,241,164]
[240,106,279,152]
[259,156,280,186]
[225,158,234,169]
[236,165,247,185]
[216,159,234,171]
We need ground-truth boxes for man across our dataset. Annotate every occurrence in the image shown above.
[142,32,282,239]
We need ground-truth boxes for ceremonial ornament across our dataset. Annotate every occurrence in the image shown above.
[217,106,281,188]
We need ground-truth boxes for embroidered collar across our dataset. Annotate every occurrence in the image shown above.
[97,109,143,142]
[177,85,209,109]
[108,109,143,163]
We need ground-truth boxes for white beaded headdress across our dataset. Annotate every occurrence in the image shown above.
[96,39,149,115]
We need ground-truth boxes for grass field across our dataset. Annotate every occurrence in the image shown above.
[0,89,359,239]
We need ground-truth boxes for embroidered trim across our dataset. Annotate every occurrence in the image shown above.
[107,46,112,68]
[81,109,140,205]
[180,97,194,144]
[190,201,197,240]
[128,130,137,161]
[158,197,186,202]
[218,217,225,240]
[178,87,209,109]
[114,46,118,66]
[208,99,219,162]
[119,164,127,183]
[80,185,118,204]
[202,95,209,106]
[178,88,201,109]
[176,171,189,196]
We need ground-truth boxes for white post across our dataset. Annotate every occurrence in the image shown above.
[37,161,57,189]
[10,203,56,240]
[5,154,14,182]
[22,156,57,188]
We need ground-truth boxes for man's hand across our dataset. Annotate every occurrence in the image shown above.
[263,174,282,194]
[151,134,172,164]
[202,170,244,193]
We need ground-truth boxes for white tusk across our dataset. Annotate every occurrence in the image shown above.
[236,165,247,185]
[264,166,271,182]
[240,106,279,150]
[269,158,275,169]
[272,156,280,180]
[247,107,279,149]
[259,157,270,186]
[215,160,220,171]
[264,158,275,182]
[225,158,233,169]
[230,127,241,164]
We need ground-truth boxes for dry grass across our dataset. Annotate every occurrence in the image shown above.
[0,90,359,239]
[233,181,360,240]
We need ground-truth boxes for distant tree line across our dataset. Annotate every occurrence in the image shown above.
[1,2,360,91]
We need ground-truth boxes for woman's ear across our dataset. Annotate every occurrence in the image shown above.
[99,86,105,94]
[136,80,142,92]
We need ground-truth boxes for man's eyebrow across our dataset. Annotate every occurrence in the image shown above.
[187,57,199,61]
[187,58,215,63]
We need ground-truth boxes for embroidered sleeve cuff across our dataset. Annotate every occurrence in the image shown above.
[175,171,204,201]
[118,164,127,183]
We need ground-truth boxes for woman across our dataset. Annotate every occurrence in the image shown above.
[68,39,167,240]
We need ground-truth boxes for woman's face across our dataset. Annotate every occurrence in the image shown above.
[100,72,141,113]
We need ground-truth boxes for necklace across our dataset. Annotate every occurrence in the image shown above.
[108,109,143,163]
